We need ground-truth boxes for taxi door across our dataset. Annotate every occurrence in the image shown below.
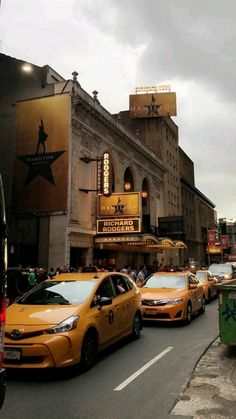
[110,274,134,337]
[92,277,119,348]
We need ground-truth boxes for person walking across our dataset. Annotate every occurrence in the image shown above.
[28,268,37,288]
[137,265,147,286]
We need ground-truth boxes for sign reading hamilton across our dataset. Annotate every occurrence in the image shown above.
[18,119,65,187]
[13,94,69,213]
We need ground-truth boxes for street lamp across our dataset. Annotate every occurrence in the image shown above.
[21,63,33,73]
[124,182,131,191]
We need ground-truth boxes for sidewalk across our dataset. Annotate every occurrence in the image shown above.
[171,337,236,418]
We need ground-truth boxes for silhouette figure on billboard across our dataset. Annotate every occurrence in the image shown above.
[36,119,48,154]
[145,94,161,116]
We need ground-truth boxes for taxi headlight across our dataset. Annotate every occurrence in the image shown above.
[224,274,231,279]
[165,298,184,305]
[46,315,79,334]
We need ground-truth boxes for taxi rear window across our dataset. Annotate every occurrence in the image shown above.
[17,281,96,305]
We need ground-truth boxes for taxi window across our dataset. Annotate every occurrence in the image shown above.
[188,274,198,285]
[95,277,115,300]
[110,274,129,296]
[196,271,207,282]
[122,275,133,290]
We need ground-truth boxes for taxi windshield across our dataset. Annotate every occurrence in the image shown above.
[196,271,207,282]
[143,274,186,289]
[17,281,96,305]
[209,264,232,275]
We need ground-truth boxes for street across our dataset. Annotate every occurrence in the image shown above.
[2,300,219,419]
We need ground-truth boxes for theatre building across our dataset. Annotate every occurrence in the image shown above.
[1,54,188,270]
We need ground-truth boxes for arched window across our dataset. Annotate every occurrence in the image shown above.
[123,167,134,192]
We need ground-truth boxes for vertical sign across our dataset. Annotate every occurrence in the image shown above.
[102,152,112,197]
[220,235,229,250]
[208,230,216,246]
[232,242,236,253]
[97,158,102,194]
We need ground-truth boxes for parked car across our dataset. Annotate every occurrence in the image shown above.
[195,270,218,302]
[209,263,236,282]
[4,272,142,370]
[140,271,205,324]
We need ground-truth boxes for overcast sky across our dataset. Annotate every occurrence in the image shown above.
[1,0,236,220]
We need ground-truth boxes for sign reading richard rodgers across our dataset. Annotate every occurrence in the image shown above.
[97,219,141,234]
[12,94,70,213]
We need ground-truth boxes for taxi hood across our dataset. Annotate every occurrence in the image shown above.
[6,304,80,326]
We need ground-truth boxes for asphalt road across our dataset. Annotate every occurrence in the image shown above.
[1,300,219,419]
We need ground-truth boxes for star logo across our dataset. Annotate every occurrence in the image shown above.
[18,151,65,186]
[17,119,65,187]
[112,197,125,215]
[144,94,161,116]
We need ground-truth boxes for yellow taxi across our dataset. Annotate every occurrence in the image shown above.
[4,272,142,370]
[195,270,218,303]
[140,271,205,324]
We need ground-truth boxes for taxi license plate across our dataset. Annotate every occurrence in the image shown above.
[4,348,22,361]
[145,309,156,315]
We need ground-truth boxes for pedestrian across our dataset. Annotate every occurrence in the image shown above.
[28,268,37,288]
[137,265,147,285]
[48,267,55,278]
[127,266,137,282]
[36,267,48,283]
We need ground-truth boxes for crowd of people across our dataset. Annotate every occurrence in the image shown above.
[7,261,198,303]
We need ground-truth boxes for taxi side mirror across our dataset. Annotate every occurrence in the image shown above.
[208,277,214,282]
[96,296,112,309]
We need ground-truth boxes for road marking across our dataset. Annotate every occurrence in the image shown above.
[114,346,174,391]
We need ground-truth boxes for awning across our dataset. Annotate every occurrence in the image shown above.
[94,234,187,252]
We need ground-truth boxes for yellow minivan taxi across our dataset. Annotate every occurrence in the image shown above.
[195,270,218,302]
[4,272,142,370]
[140,271,205,324]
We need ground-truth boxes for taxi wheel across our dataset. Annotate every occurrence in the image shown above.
[185,303,192,325]
[132,312,142,339]
[80,331,98,371]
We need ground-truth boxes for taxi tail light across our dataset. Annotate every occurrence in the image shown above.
[46,315,79,334]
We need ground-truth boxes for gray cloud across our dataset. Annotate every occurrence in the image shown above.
[76,0,236,101]
[2,0,236,218]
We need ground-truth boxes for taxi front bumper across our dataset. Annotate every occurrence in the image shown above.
[3,331,84,369]
[142,301,186,321]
